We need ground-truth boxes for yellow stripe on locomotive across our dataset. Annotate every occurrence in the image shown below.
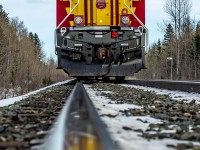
[62,0,140,27]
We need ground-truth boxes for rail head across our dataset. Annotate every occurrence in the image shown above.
[43,82,116,150]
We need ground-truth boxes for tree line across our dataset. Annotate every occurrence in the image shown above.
[137,0,200,80]
[0,5,67,98]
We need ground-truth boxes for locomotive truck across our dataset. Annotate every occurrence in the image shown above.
[55,0,148,80]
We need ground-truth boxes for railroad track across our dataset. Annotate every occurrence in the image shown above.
[126,80,200,93]
[0,79,200,150]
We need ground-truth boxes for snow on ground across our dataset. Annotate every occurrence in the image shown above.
[0,88,21,99]
[0,79,75,107]
[84,84,200,150]
[120,84,200,104]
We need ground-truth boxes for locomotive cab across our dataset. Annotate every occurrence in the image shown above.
[56,0,148,78]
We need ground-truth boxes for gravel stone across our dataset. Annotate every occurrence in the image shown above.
[91,83,200,149]
[0,82,75,149]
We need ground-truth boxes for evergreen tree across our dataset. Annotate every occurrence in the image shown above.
[0,5,9,23]
[0,25,8,75]
[34,33,42,56]
[29,32,34,42]
[194,23,200,59]
[157,39,162,58]
[157,39,162,51]
[163,24,175,46]
[29,32,42,51]
[29,32,44,59]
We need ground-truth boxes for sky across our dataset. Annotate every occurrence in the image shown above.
[1,0,200,59]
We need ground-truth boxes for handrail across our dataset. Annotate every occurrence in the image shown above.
[124,0,149,46]
[57,0,80,29]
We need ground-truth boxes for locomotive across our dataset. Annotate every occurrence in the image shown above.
[55,0,148,80]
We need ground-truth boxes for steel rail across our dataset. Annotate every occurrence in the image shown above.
[126,80,200,93]
[43,82,116,150]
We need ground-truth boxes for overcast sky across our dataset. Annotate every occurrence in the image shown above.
[1,0,200,58]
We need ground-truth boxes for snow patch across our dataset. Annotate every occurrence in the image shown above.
[120,84,200,103]
[0,79,75,107]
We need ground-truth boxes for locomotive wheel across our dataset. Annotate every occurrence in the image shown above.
[102,76,110,82]
[115,76,125,82]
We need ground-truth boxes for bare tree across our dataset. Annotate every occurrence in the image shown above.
[164,0,191,79]
[0,7,68,98]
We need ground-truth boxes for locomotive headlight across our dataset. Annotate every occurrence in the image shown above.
[121,16,130,25]
[74,16,83,25]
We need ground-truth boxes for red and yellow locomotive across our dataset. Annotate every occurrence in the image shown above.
[56,0,148,80]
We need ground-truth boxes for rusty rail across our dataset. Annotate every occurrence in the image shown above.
[43,83,116,150]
